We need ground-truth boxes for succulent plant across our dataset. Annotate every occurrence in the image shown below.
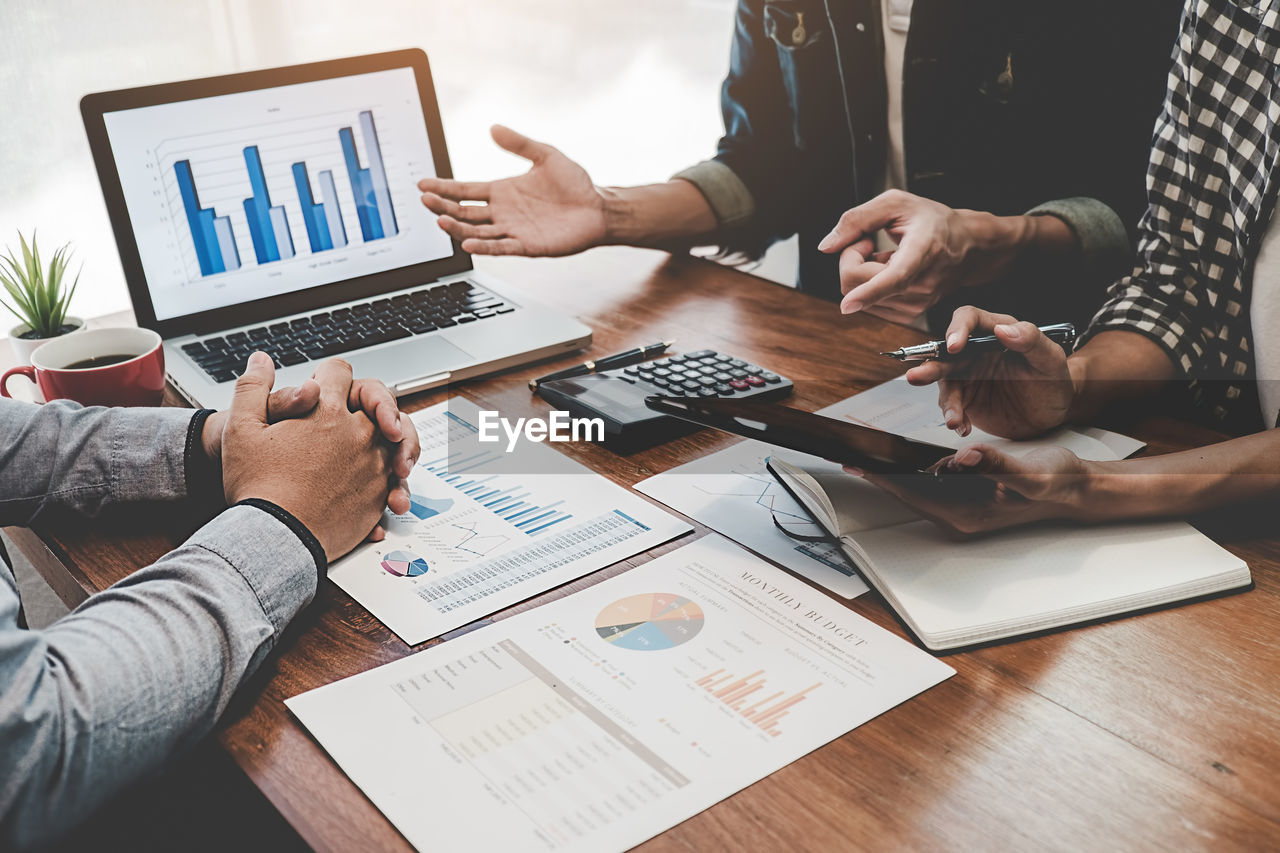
[0,231,81,339]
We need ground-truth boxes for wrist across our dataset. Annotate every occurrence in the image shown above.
[1068,459,1119,522]
[201,411,227,464]
[598,186,631,245]
[971,211,1035,255]
[1064,354,1093,423]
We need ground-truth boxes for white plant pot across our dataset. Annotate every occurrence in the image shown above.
[8,316,85,366]
[7,317,85,402]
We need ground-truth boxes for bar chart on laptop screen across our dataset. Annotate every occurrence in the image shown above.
[102,67,454,321]
[169,109,399,278]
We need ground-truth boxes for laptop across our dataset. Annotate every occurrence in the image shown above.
[81,49,591,410]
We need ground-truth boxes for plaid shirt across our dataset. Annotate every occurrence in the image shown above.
[1079,0,1280,433]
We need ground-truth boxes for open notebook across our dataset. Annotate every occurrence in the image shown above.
[768,457,1252,651]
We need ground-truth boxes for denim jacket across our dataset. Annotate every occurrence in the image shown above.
[677,0,1181,330]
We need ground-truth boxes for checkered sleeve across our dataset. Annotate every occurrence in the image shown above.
[1079,6,1215,378]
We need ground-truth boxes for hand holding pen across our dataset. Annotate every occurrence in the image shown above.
[895,309,1078,440]
[881,322,1075,362]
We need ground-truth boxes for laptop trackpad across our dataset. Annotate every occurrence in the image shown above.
[344,335,473,385]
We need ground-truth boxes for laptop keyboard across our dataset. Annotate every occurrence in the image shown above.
[180,280,515,383]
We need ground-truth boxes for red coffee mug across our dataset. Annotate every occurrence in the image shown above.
[2,327,166,407]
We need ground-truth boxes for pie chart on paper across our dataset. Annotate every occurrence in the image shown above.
[381,549,430,577]
[595,593,705,651]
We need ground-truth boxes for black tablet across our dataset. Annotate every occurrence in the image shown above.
[645,395,953,474]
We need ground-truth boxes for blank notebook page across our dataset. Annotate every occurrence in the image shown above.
[853,519,1247,639]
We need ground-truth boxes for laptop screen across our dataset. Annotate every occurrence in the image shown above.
[89,56,460,329]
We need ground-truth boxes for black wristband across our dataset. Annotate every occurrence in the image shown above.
[184,409,223,499]
[234,498,328,577]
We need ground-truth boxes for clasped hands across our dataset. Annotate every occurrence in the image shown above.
[200,353,421,562]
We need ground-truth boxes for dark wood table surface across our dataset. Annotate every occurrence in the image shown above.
[10,247,1280,850]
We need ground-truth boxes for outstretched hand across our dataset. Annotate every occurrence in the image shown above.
[419,125,608,256]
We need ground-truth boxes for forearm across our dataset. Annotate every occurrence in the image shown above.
[0,400,210,525]
[0,504,319,848]
[1065,330,1178,423]
[1078,429,1280,520]
[599,180,718,249]
[983,210,1080,259]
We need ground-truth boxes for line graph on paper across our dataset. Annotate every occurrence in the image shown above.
[449,521,511,557]
[691,471,856,575]
[692,473,824,536]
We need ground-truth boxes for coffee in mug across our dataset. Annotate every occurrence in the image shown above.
[2,327,166,407]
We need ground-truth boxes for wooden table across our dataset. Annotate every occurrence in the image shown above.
[10,247,1280,850]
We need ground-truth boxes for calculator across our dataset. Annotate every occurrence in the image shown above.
[535,349,794,448]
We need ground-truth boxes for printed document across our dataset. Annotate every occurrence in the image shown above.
[329,397,690,644]
[290,535,952,852]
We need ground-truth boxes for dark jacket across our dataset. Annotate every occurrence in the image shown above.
[678,0,1181,331]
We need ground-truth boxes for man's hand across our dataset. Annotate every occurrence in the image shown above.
[851,444,1096,536]
[419,125,608,256]
[219,354,398,562]
[816,190,1070,324]
[904,306,1077,440]
[201,367,420,521]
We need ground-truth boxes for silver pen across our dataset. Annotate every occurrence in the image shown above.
[880,322,1076,362]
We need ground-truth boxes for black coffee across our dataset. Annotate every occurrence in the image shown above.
[64,354,136,369]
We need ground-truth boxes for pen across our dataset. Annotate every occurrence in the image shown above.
[529,340,675,390]
[879,323,1076,362]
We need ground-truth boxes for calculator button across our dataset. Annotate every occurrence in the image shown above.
[729,378,749,391]
[667,354,687,363]
[744,366,763,375]
[681,380,701,391]
[728,369,747,378]
[762,372,782,383]
[713,383,734,394]
[652,377,671,388]
[697,387,719,397]
[650,358,669,367]
[624,366,639,375]
[687,350,715,359]
[728,359,746,368]
[653,367,671,377]
[712,353,733,362]
[697,376,717,387]
[713,371,732,382]
[746,375,766,387]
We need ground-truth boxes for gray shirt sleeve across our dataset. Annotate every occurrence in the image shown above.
[0,399,206,524]
[1026,196,1131,282]
[672,159,758,229]
[0,399,319,848]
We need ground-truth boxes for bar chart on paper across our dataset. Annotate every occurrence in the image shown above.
[327,399,692,644]
[167,109,400,278]
[693,669,821,737]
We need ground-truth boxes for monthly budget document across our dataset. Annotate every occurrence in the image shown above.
[289,535,953,852]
